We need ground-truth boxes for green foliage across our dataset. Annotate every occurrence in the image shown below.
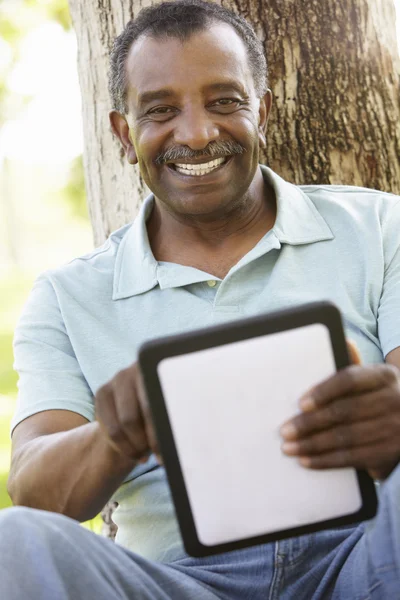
[0,12,21,45]
[0,0,72,125]
[82,513,103,535]
[0,272,35,511]
[0,271,34,332]
[0,271,35,396]
[0,0,72,113]
[0,473,13,511]
[0,333,17,397]
[23,0,72,30]
[0,0,71,46]
[62,155,89,221]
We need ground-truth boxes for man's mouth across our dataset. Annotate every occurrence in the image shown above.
[168,156,229,177]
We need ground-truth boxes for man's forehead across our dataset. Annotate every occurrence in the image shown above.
[127,21,248,63]
[125,23,252,101]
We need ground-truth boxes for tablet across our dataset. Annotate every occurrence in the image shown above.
[138,301,377,557]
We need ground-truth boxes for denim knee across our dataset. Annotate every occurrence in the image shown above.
[0,505,71,549]
[0,505,41,528]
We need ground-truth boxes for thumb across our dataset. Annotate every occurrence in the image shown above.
[346,339,362,365]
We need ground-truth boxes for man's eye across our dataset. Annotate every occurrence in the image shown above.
[211,98,244,110]
[216,99,237,105]
[147,106,176,118]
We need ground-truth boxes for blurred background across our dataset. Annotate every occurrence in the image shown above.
[0,0,400,530]
[0,0,95,528]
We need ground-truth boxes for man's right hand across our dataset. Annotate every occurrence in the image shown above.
[95,362,161,465]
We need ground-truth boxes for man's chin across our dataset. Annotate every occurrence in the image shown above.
[158,191,245,221]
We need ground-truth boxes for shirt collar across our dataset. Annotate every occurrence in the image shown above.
[113,196,158,299]
[113,166,334,300]
[261,165,334,245]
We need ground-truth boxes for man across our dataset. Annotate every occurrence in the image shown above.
[2,1,400,598]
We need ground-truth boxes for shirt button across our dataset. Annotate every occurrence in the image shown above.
[207,280,217,287]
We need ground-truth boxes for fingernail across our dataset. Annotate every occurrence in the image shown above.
[299,457,312,467]
[299,395,316,411]
[280,423,297,439]
[281,441,299,455]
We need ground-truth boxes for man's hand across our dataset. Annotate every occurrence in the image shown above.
[95,363,161,465]
[280,341,400,480]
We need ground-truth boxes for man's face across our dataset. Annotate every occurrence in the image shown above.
[111,22,271,218]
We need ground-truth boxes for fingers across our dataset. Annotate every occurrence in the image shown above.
[280,387,393,440]
[346,339,362,366]
[133,364,162,463]
[281,416,392,457]
[95,363,161,464]
[298,363,399,413]
[96,378,147,461]
[280,358,400,478]
[295,440,399,473]
[281,405,400,477]
[95,384,136,459]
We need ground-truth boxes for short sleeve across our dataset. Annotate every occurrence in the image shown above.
[11,272,95,435]
[377,199,400,358]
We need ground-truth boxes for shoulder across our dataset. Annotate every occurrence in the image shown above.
[299,184,400,232]
[65,222,133,271]
[299,183,400,213]
[34,222,134,299]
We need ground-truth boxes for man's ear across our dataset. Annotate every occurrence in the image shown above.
[109,110,138,165]
[258,89,273,149]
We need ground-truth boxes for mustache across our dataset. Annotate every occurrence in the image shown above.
[154,140,246,165]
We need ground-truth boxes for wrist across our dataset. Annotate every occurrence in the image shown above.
[93,421,137,473]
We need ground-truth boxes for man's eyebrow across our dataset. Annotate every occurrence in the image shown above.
[206,82,248,95]
[136,82,248,108]
[137,89,175,108]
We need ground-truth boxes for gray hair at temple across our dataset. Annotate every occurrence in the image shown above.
[108,0,268,115]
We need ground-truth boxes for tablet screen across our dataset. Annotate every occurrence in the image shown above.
[157,322,362,547]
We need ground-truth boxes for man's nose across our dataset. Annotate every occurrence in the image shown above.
[173,108,219,150]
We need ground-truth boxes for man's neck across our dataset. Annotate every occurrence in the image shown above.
[146,176,277,279]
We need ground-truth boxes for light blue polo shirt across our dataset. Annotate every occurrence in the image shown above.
[11,166,400,562]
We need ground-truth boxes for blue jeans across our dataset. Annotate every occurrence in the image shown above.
[0,465,399,599]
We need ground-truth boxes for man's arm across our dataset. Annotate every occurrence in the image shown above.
[8,363,159,522]
[7,410,136,523]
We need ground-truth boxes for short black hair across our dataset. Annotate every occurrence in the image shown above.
[108,0,268,114]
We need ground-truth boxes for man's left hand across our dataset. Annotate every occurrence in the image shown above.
[280,342,400,480]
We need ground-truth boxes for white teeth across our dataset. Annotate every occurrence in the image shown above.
[174,157,226,176]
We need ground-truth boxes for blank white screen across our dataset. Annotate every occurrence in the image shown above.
[157,323,362,546]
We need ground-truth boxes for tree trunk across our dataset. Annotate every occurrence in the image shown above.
[67,0,400,537]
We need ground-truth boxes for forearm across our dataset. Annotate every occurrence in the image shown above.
[7,422,136,522]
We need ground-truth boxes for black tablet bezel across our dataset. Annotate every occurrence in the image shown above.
[138,300,378,557]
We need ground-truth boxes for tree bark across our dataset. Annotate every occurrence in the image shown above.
[258,0,400,192]
[68,0,400,248]
[67,0,400,537]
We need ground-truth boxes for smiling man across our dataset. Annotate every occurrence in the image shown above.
[3,1,400,599]
[110,13,277,279]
